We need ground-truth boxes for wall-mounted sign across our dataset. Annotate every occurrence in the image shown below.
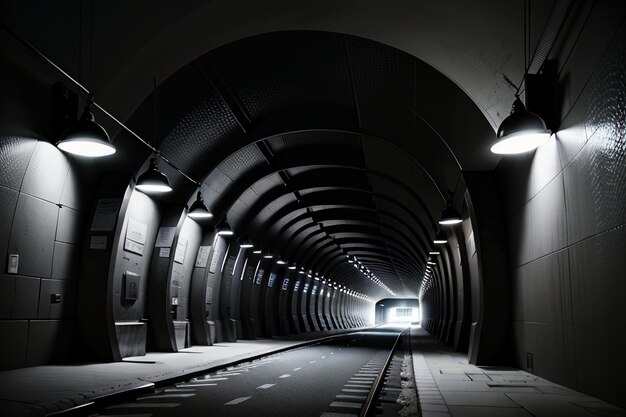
[268,272,277,288]
[303,283,310,293]
[174,237,188,264]
[293,280,301,292]
[89,235,107,250]
[90,198,121,232]
[124,238,144,256]
[255,269,265,285]
[155,226,176,247]
[209,250,221,273]
[312,285,317,295]
[159,247,171,258]
[171,297,179,305]
[195,246,211,268]
[281,278,290,290]
[126,218,147,245]
[7,254,18,274]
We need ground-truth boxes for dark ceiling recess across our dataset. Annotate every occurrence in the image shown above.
[126,30,494,299]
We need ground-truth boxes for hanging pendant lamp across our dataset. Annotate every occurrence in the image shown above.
[433,229,448,244]
[136,157,172,193]
[239,237,254,248]
[187,191,213,219]
[491,97,551,154]
[57,102,115,157]
[216,216,234,236]
[439,203,462,226]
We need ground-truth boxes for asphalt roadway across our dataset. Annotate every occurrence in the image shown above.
[92,325,407,417]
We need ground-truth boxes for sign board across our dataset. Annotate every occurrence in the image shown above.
[195,246,211,267]
[155,227,176,247]
[255,269,265,285]
[89,235,107,250]
[90,198,121,232]
[174,237,188,264]
[268,272,277,288]
[281,278,290,290]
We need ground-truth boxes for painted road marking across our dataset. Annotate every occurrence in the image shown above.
[330,401,361,409]
[294,367,302,371]
[320,413,357,417]
[191,377,229,382]
[321,355,326,359]
[225,397,252,406]
[138,394,195,400]
[257,384,276,389]
[279,374,291,378]
[341,388,369,393]
[310,360,317,364]
[177,383,217,387]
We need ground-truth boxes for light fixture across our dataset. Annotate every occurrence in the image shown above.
[263,250,273,259]
[439,203,462,226]
[252,249,262,254]
[491,97,551,154]
[136,157,172,193]
[288,264,297,270]
[276,257,286,265]
[187,191,213,219]
[239,236,253,248]
[57,101,115,157]
[433,229,448,244]
[216,216,234,236]
[429,251,440,255]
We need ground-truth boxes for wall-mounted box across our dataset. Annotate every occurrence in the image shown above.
[123,271,140,301]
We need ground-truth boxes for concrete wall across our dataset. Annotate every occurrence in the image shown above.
[0,32,97,370]
[495,3,626,408]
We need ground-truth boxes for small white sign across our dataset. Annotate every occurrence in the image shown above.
[174,238,188,264]
[90,235,108,250]
[90,199,122,232]
[126,218,147,245]
[124,238,144,256]
[155,227,176,247]
[195,246,211,268]
[159,247,171,258]
[171,297,179,305]
[209,251,220,273]
[7,254,18,274]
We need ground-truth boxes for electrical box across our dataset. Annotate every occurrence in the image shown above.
[124,271,140,301]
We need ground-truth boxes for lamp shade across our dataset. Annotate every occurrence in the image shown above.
[439,205,462,225]
[491,98,551,154]
[57,106,115,157]
[136,158,172,193]
[433,229,448,244]
[216,217,233,236]
[188,191,213,219]
[239,238,253,248]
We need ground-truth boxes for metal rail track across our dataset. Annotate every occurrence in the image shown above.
[359,326,411,417]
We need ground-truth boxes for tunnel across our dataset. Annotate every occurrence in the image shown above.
[1,1,625,416]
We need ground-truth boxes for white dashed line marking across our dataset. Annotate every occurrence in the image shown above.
[293,367,302,371]
[310,361,317,364]
[225,397,252,406]
[177,383,217,387]
[191,377,228,382]
[330,401,361,409]
[321,355,326,359]
[257,384,276,389]
[138,394,195,400]
[279,374,291,379]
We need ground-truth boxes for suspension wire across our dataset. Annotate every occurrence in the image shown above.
[0,21,200,188]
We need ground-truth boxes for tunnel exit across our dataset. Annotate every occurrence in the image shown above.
[374,298,420,324]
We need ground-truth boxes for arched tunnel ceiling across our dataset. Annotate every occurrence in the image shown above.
[148,31,493,300]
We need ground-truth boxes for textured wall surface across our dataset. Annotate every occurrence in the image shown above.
[496,5,626,408]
